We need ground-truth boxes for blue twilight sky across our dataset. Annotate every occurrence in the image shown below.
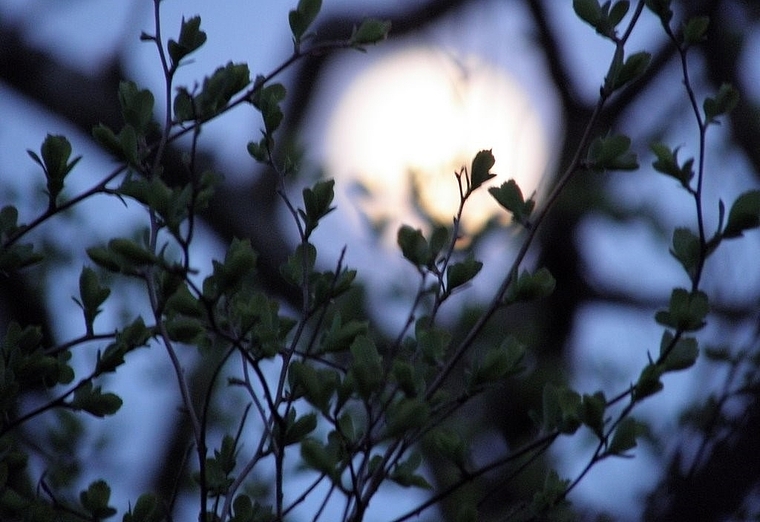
[2,1,760,521]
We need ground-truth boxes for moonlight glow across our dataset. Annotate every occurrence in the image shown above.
[322,46,550,237]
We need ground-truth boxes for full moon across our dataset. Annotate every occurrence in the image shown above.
[318,45,550,239]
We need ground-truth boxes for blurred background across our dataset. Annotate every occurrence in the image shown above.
[2,0,760,520]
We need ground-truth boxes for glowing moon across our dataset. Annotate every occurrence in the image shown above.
[322,46,549,237]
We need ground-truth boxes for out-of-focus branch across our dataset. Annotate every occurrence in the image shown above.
[642,0,760,519]
[702,0,760,177]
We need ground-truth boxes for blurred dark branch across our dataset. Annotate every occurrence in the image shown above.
[645,389,760,521]
[703,0,760,177]
[0,25,123,131]
[526,0,585,114]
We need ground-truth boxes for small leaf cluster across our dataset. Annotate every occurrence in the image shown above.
[489,179,535,226]
[574,1,653,97]
[27,134,82,210]
[0,323,74,410]
[167,16,207,68]
[93,81,156,167]
[289,0,321,46]
[586,133,638,172]
[175,63,251,122]
[573,0,631,40]
[0,206,44,273]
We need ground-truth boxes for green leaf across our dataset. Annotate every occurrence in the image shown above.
[581,392,606,439]
[91,123,122,156]
[165,284,205,319]
[469,149,497,192]
[92,124,142,166]
[607,417,645,456]
[573,0,602,28]
[0,207,46,269]
[3,321,42,354]
[608,1,630,28]
[284,412,318,446]
[432,429,468,468]
[27,134,81,206]
[506,267,556,303]
[655,288,709,331]
[301,179,335,237]
[204,238,258,298]
[108,238,157,266]
[165,316,206,344]
[237,292,286,357]
[416,323,451,364]
[659,331,699,372]
[230,495,253,522]
[246,137,269,162]
[337,413,359,444]
[0,241,45,273]
[288,361,338,413]
[392,360,420,397]
[704,83,739,124]
[390,452,432,489]
[289,0,322,43]
[542,383,582,434]
[197,457,234,496]
[428,225,450,260]
[249,81,287,133]
[118,81,155,134]
[86,246,122,272]
[320,313,368,353]
[215,435,238,474]
[397,225,430,267]
[280,242,316,287]
[574,1,628,39]
[468,336,526,390]
[349,336,383,399]
[587,133,638,171]
[651,143,694,187]
[168,16,207,67]
[118,125,140,166]
[614,51,650,90]
[300,438,338,478]
[222,238,258,288]
[173,87,195,122]
[682,16,709,46]
[70,383,122,417]
[645,0,673,24]
[195,62,251,119]
[4,323,73,388]
[385,397,430,437]
[124,493,162,522]
[80,480,117,519]
[121,317,153,346]
[0,205,20,235]
[350,19,391,46]
[488,179,535,225]
[530,470,571,515]
[722,190,760,238]
[633,363,663,400]
[446,256,483,292]
[76,266,111,331]
[96,318,153,375]
[670,227,701,280]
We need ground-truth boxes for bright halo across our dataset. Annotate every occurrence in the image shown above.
[322,45,549,238]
